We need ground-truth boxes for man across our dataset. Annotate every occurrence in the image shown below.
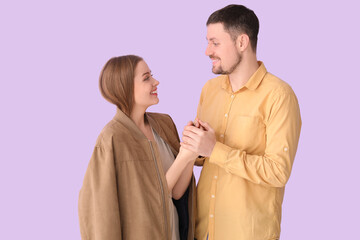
[181,4,302,240]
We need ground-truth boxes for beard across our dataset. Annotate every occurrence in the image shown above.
[211,52,242,75]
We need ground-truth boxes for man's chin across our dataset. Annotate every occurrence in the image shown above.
[212,67,224,75]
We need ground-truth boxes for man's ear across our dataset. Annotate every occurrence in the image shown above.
[236,34,250,52]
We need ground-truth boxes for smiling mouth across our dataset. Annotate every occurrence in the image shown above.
[210,57,220,65]
[151,89,158,95]
[212,59,219,65]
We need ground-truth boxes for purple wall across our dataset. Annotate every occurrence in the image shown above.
[1,0,359,239]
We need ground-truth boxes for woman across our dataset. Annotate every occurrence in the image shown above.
[78,55,197,240]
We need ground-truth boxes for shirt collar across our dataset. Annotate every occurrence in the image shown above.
[221,61,267,93]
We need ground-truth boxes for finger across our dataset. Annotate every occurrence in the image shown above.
[186,121,194,126]
[182,135,197,146]
[182,130,200,142]
[194,118,200,128]
[184,125,205,135]
[198,120,212,131]
[183,122,193,132]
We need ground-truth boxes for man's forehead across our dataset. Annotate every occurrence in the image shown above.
[206,23,229,40]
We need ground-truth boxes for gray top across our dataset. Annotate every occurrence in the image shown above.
[152,128,180,240]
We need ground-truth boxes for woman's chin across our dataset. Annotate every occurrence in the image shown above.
[146,99,159,108]
[153,98,160,105]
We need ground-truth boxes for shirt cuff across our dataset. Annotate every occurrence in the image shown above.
[209,141,232,167]
[194,155,206,166]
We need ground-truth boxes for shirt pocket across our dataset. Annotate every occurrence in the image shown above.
[226,115,266,153]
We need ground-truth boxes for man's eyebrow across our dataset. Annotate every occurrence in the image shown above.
[142,70,152,76]
[207,37,217,41]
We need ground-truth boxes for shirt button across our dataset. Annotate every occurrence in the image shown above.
[231,94,234,98]
[210,214,214,218]
[214,176,218,179]
[220,134,224,138]
[211,195,215,198]
[224,113,228,118]
[284,147,288,152]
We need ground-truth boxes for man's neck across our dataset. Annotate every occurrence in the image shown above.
[228,56,259,92]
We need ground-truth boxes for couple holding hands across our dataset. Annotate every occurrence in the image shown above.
[79,4,302,240]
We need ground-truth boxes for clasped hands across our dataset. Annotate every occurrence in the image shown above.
[179,118,217,161]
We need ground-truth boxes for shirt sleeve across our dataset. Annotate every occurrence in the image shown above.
[78,144,122,239]
[194,83,207,167]
[209,90,302,187]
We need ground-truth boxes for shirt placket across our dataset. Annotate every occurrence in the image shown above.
[208,92,236,240]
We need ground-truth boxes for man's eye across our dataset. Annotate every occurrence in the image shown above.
[213,42,219,46]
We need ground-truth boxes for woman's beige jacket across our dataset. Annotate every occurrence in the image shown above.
[78,109,196,240]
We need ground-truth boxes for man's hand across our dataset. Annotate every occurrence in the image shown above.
[181,119,216,157]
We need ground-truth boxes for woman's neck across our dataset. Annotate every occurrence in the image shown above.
[130,106,154,141]
[130,107,146,129]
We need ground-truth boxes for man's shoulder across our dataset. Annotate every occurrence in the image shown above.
[262,72,296,96]
[207,74,226,84]
[203,75,226,89]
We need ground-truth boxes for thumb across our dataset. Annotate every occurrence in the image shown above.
[198,119,211,131]
[194,118,200,128]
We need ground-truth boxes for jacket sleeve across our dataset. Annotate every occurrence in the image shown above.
[78,144,122,239]
[209,90,302,188]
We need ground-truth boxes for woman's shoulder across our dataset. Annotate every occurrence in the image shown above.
[147,112,178,134]
[94,119,130,149]
[147,112,180,147]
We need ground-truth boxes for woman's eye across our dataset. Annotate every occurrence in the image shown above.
[144,74,153,81]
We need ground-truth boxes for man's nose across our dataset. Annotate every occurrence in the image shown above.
[205,44,212,56]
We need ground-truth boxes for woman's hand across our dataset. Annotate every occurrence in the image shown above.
[178,145,198,162]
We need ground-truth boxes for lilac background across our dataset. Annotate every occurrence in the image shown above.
[1,0,359,239]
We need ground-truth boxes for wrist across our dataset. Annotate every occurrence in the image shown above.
[205,141,216,157]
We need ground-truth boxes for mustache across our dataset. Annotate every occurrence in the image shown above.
[209,55,220,60]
